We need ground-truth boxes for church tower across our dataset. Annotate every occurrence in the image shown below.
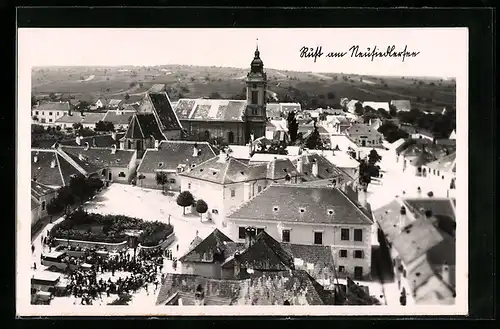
[245,44,267,142]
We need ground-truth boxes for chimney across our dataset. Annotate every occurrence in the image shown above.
[217,150,227,163]
[84,141,90,151]
[311,159,319,177]
[33,155,38,163]
[111,131,117,140]
[244,226,257,249]
[399,205,408,231]
[296,157,303,173]
[75,135,81,145]
[154,140,159,150]
[111,144,117,154]
[78,153,85,161]
[192,143,199,157]
[441,262,450,286]
[424,209,433,219]
[234,251,241,277]
[50,159,56,168]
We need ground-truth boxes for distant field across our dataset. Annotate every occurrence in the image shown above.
[32,65,456,111]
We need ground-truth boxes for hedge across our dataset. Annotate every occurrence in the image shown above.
[52,208,173,247]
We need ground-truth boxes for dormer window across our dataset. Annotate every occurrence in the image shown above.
[273,206,279,212]
[327,209,334,215]
[191,164,196,168]
[299,208,305,213]
[283,168,288,173]
[158,162,163,167]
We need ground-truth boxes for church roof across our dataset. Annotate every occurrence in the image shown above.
[174,99,247,122]
[146,92,183,131]
[123,113,165,141]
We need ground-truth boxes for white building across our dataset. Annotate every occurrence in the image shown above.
[345,123,384,148]
[227,184,374,280]
[31,101,71,125]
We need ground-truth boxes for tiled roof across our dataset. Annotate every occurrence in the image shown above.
[31,180,57,199]
[59,133,125,148]
[156,270,334,306]
[31,149,83,187]
[424,152,456,172]
[55,113,85,124]
[103,110,135,125]
[137,141,217,174]
[149,84,166,93]
[174,99,247,122]
[390,100,412,111]
[108,99,123,106]
[178,229,234,263]
[227,184,373,225]
[60,146,136,170]
[147,93,182,130]
[31,196,40,210]
[221,231,294,271]
[292,153,350,182]
[280,103,301,113]
[124,113,165,140]
[265,158,299,180]
[404,198,456,222]
[122,103,140,111]
[35,101,71,112]
[329,135,359,152]
[180,156,264,184]
[81,112,107,124]
[226,145,252,161]
[346,123,381,136]
[408,151,437,167]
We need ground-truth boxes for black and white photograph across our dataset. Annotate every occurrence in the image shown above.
[17,26,468,316]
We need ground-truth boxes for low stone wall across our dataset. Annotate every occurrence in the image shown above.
[52,238,129,252]
[138,232,176,252]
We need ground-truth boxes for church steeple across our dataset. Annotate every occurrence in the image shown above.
[250,40,264,74]
[245,42,267,142]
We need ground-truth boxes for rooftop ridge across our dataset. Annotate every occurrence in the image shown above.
[178,156,219,176]
[54,149,88,176]
[60,145,133,152]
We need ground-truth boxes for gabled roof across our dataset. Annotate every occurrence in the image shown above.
[124,113,165,140]
[137,141,217,173]
[148,84,167,93]
[292,153,350,182]
[108,99,123,106]
[147,93,182,131]
[31,180,57,199]
[174,98,247,122]
[58,133,125,148]
[265,158,299,180]
[156,270,335,306]
[227,184,373,225]
[60,146,136,170]
[55,113,85,124]
[103,110,135,125]
[280,103,301,113]
[265,103,281,118]
[31,149,85,187]
[424,152,456,172]
[178,229,234,263]
[404,198,456,222]
[346,123,382,136]
[80,112,107,124]
[35,101,71,112]
[362,101,390,112]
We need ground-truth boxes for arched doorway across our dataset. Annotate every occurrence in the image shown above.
[228,131,235,144]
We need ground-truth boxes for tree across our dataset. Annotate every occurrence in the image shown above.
[155,172,168,192]
[95,120,115,132]
[304,123,324,150]
[124,93,130,100]
[195,199,208,221]
[377,108,390,119]
[49,92,57,101]
[378,121,409,143]
[209,92,222,99]
[76,101,90,111]
[57,186,75,215]
[31,96,37,107]
[73,123,83,132]
[286,111,299,143]
[354,102,364,116]
[389,105,398,118]
[177,191,194,215]
[46,199,63,221]
[368,149,382,165]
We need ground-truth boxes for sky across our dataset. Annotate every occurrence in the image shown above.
[19,28,467,77]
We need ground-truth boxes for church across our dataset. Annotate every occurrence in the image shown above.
[173,46,268,145]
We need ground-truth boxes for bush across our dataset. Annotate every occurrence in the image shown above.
[52,209,173,246]
[108,293,132,305]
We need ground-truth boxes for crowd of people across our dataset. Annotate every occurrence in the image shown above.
[62,248,164,305]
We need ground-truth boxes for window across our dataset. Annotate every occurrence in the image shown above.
[35,111,39,115]
[252,83,257,89]
[255,186,261,193]
[49,112,53,115]
[338,266,345,273]
[41,201,46,211]
[299,208,305,213]
[230,189,236,197]
[118,172,126,178]
[251,91,258,104]
[282,230,290,243]
[158,162,163,167]
[238,227,246,239]
[187,183,191,189]
[327,209,334,215]
[354,266,363,280]
[339,249,348,258]
[354,250,364,259]
[256,228,264,235]
[314,231,323,245]
[212,209,218,214]
[341,228,350,241]
[354,229,363,242]
[48,119,53,123]
[273,206,279,212]
[170,179,176,184]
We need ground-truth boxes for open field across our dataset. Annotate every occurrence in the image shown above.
[32,65,456,111]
